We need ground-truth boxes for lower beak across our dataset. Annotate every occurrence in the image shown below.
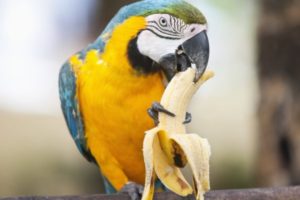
[158,31,209,82]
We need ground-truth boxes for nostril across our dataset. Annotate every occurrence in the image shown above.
[191,27,195,33]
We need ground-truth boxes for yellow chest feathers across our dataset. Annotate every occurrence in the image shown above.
[69,16,165,185]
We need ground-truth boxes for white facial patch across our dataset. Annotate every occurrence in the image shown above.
[137,14,207,63]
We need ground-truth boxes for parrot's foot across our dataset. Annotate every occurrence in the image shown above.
[147,102,176,125]
[120,182,144,200]
[183,112,192,124]
[148,102,192,125]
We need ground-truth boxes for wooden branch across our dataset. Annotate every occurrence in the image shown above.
[2,186,300,200]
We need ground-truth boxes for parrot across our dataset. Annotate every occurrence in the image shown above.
[59,0,209,199]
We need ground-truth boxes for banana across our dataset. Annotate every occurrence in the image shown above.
[142,67,214,200]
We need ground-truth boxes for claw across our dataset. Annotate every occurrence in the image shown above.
[151,102,176,117]
[120,182,144,200]
[148,102,176,125]
[147,108,159,125]
[183,112,192,124]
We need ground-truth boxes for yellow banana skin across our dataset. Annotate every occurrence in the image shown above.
[142,68,214,200]
[157,130,188,167]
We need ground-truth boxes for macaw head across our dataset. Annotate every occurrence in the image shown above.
[96,0,209,82]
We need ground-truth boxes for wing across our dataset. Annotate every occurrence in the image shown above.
[59,59,95,162]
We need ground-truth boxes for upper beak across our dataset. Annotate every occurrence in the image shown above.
[158,31,209,82]
[179,31,209,82]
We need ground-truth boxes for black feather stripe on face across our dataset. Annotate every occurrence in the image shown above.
[127,36,161,75]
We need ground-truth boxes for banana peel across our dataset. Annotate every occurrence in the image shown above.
[142,68,214,200]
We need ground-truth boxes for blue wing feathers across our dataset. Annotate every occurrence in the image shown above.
[59,61,95,162]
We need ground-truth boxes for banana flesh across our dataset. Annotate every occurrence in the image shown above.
[142,68,214,200]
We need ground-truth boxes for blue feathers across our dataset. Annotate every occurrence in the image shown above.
[59,61,95,162]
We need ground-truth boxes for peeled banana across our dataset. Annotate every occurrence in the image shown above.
[142,68,214,200]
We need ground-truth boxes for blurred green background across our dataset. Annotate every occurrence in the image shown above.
[0,0,299,197]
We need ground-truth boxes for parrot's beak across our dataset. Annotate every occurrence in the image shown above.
[158,31,209,82]
[179,31,209,82]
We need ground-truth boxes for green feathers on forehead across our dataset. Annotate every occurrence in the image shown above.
[141,2,207,24]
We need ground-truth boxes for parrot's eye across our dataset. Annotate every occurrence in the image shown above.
[159,17,168,27]
[144,14,187,40]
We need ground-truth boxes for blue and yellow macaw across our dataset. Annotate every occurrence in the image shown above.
[59,0,209,198]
